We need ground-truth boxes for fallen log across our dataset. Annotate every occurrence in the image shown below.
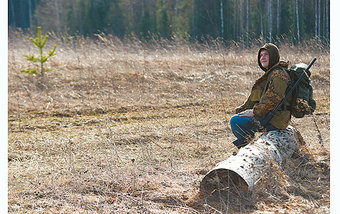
[200,125,302,195]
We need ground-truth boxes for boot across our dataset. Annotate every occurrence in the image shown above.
[232,139,250,149]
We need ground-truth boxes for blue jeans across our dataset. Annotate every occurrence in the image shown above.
[230,114,278,148]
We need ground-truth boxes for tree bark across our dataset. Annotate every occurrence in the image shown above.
[318,0,321,37]
[246,0,250,46]
[239,0,243,41]
[315,0,318,39]
[323,0,326,38]
[233,0,237,39]
[295,0,300,42]
[54,0,61,32]
[201,126,302,193]
[28,0,32,27]
[276,0,280,36]
[10,0,16,27]
[220,0,224,37]
[268,0,272,42]
[168,0,173,35]
[326,0,329,38]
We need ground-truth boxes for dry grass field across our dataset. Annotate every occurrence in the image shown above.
[8,30,330,213]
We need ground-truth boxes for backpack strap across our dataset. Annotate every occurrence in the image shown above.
[280,66,293,111]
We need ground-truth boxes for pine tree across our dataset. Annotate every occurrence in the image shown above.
[21,27,57,80]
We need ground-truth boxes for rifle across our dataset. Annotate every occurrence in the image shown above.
[260,58,317,126]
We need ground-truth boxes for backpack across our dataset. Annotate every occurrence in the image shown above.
[283,63,316,118]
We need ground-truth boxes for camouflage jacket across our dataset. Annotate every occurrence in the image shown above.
[237,63,291,129]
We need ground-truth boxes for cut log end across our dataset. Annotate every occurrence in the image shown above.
[200,169,248,195]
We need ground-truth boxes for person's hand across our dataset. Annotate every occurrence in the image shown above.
[238,109,254,117]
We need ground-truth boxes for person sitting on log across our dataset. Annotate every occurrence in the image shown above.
[230,43,291,149]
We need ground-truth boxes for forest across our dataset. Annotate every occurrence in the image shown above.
[9,0,330,44]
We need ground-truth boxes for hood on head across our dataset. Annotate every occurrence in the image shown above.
[258,43,280,71]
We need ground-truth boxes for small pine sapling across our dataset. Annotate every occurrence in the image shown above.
[21,26,57,79]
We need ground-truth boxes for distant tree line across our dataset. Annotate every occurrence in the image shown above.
[9,0,330,44]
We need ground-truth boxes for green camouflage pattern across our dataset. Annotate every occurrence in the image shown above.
[236,65,292,129]
[253,68,291,129]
